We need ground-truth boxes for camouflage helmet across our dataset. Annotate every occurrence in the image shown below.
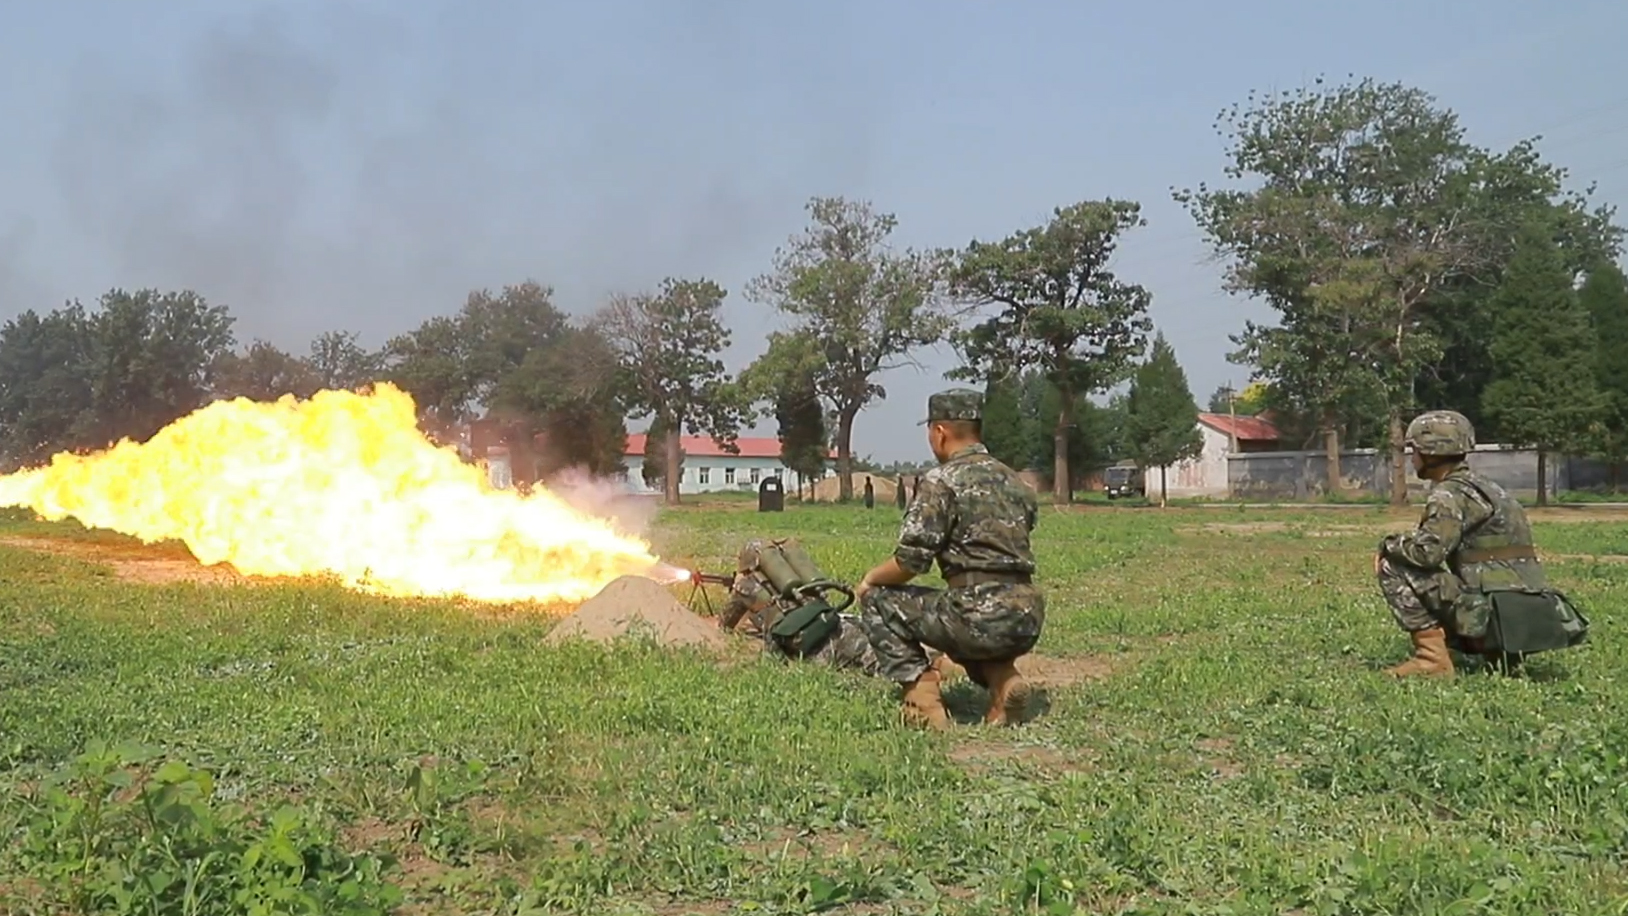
[1405,410,1474,456]
[736,538,767,573]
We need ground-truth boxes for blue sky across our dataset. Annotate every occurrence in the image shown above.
[2,0,1625,462]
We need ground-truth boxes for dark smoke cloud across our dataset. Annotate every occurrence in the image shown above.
[45,1,881,351]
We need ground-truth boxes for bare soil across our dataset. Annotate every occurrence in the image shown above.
[541,574,732,652]
[0,534,258,586]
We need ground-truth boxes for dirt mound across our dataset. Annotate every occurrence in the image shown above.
[542,574,729,651]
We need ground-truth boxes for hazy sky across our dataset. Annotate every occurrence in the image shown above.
[2,0,1625,462]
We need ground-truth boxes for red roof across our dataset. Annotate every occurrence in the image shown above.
[1198,412,1280,442]
[623,433,835,460]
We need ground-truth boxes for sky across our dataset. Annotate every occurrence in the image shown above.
[1,0,1625,464]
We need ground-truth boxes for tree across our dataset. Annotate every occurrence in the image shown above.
[309,330,383,392]
[979,374,1030,470]
[1176,77,1509,505]
[640,415,672,490]
[1123,333,1205,507]
[210,340,322,403]
[773,376,828,496]
[0,304,99,468]
[745,196,952,502]
[489,324,628,478]
[596,277,744,505]
[1481,224,1607,506]
[948,199,1154,503]
[1207,381,1270,416]
[1578,260,1628,488]
[382,281,570,434]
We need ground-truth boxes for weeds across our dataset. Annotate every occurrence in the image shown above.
[0,504,1624,913]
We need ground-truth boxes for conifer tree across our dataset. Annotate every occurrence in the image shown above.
[1578,260,1628,489]
[1124,333,1204,506]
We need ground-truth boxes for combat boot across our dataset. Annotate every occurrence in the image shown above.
[900,668,951,730]
[979,659,1032,726]
[1383,627,1454,678]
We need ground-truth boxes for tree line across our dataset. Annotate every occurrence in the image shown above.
[2,75,1624,507]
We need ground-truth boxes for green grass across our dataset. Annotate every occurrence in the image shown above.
[2,501,1626,914]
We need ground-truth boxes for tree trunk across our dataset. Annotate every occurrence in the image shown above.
[1388,411,1408,507]
[663,426,683,505]
[1323,419,1342,497]
[1053,388,1073,504]
[1159,464,1168,508]
[836,408,856,503]
[1537,448,1549,507]
[1610,460,1620,493]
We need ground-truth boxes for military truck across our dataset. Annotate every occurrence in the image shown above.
[1102,461,1145,500]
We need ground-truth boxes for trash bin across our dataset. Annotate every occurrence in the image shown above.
[758,476,784,512]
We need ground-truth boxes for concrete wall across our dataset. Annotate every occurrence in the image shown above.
[1150,424,1232,498]
[1227,445,1620,500]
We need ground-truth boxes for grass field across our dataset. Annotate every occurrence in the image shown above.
[2,500,1626,915]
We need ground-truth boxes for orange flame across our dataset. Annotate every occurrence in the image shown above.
[0,383,663,604]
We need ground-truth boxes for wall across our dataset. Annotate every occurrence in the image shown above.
[1227,445,1619,500]
[1149,425,1232,499]
[621,454,830,495]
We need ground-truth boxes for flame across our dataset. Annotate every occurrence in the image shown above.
[0,383,664,605]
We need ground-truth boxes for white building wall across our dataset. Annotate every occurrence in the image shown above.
[622,454,830,495]
[1151,424,1232,498]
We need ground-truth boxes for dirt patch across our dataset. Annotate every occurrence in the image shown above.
[0,534,268,586]
[935,652,1115,689]
[542,575,731,652]
[1193,737,1245,780]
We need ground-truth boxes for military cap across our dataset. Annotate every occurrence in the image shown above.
[919,388,983,425]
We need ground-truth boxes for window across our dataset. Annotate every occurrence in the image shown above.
[699,467,710,485]
[750,468,761,485]
[725,467,736,485]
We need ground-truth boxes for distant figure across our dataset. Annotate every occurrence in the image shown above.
[864,476,875,509]
[895,477,907,510]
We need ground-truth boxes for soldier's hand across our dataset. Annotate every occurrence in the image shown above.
[1373,552,1382,576]
[854,577,873,605]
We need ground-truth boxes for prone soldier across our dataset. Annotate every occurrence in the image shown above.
[715,537,886,676]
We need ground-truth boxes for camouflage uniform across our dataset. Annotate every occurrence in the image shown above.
[718,540,883,676]
[1377,466,1549,643]
[1377,410,1557,676]
[860,390,1045,686]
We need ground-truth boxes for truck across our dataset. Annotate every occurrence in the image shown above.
[1102,461,1145,500]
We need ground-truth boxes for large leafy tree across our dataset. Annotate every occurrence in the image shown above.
[595,277,744,504]
[0,289,236,468]
[1123,333,1205,507]
[308,330,383,392]
[210,340,322,403]
[1481,224,1607,505]
[744,196,952,502]
[1176,78,1521,504]
[383,281,624,476]
[948,199,1153,502]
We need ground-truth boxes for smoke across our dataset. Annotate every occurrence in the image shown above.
[40,1,882,347]
[544,467,660,541]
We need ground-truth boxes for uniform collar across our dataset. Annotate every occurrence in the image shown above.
[947,443,989,462]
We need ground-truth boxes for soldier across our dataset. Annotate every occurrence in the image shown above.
[855,388,1045,729]
[1376,409,1574,676]
[716,538,885,676]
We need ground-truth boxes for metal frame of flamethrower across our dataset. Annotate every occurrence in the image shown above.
[679,568,735,617]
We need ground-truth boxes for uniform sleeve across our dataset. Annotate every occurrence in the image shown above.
[894,473,953,575]
[718,574,773,630]
[1381,487,1466,570]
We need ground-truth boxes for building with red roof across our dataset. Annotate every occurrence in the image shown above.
[1146,411,1283,499]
